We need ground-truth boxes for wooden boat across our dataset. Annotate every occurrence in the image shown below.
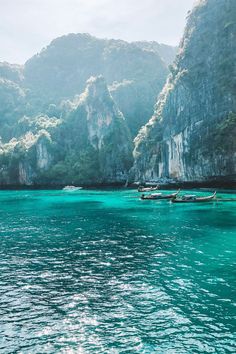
[138,185,159,192]
[141,190,180,200]
[172,191,216,203]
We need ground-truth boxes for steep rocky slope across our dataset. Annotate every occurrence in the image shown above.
[134,0,236,184]
[134,41,178,66]
[0,76,133,186]
[0,36,174,139]
[0,34,173,186]
[23,34,169,136]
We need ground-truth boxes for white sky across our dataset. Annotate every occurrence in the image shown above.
[0,0,195,64]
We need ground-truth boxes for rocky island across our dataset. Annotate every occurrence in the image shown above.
[1,2,236,353]
[133,0,236,186]
[0,0,235,187]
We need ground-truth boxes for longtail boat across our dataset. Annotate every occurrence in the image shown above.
[172,192,216,203]
[138,185,159,192]
[141,190,180,200]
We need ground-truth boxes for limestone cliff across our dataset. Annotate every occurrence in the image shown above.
[134,0,236,184]
[50,76,133,185]
[0,76,133,186]
[0,131,53,186]
[23,34,168,136]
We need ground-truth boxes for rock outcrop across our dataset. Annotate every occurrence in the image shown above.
[0,76,133,186]
[50,76,133,185]
[134,0,236,184]
[0,35,174,141]
[23,34,169,136]
[0,131,53,186]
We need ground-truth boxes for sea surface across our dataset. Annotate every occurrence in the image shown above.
[0,189,235,353]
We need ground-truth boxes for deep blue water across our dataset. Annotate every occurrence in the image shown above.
[0,189,235,353]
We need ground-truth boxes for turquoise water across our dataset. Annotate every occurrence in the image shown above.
[0,189,235,353]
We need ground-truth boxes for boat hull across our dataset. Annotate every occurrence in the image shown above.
[141,193,179,200]
[138,187,159,193]
[172,193,216,203]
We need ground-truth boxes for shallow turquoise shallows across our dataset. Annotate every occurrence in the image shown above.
[0,189,235,353]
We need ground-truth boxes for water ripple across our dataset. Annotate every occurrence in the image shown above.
[0,190,235,353]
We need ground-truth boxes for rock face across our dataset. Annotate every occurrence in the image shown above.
[0,131,53,186]
[0,35,174,140]
[134,0,236,184]
[23,34,169,136]
[52,76,133,185]
[0,33,173,186]
[0,77,133,186]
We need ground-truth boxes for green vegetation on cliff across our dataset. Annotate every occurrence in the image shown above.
[133,0,236,183]
[22,34,170,136]
[0,76,133,186]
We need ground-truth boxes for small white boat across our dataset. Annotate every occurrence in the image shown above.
[62,186,83,191]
